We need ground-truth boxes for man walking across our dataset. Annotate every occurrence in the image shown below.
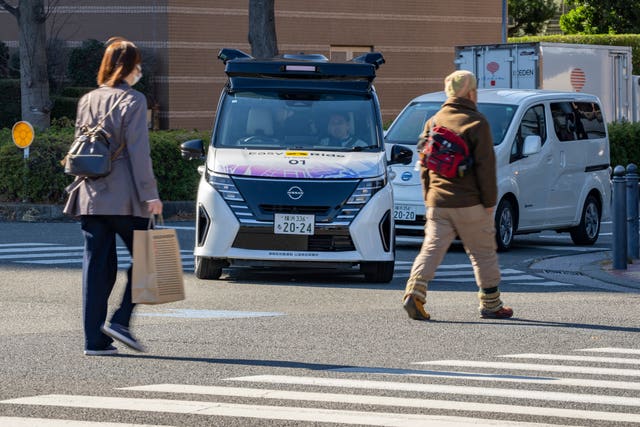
[402,70,513,320]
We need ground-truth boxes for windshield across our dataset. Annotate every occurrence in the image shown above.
[385,101,517,146]
[214,91,381,151]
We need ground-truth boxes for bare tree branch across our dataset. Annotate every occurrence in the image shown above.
[0,0,19,18]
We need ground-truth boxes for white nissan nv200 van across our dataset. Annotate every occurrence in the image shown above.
[385,89,611,251]
[181,49,412,282]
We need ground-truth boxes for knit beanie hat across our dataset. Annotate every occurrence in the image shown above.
[444,70,477,98]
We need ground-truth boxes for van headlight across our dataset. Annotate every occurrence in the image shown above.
[347,176,386,204]
[206,170,243,201]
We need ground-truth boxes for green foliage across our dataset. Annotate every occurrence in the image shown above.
[60,86,93,98]
[508,0,557,37]
[560,1,640,35]
[0,125,208,203]
[608,121,640,169]
[67,39,103,87]
[510,34,640,74]
[0,40,9,78]
[50,96,78,121]
[0,126,72,203]
[149,130,209,201]
[0,79,21,129]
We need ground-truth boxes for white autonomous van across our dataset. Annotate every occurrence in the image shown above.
[384,89,611,251]
[181,49,412,282]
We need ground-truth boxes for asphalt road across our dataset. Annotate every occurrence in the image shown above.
[1,220,639,426]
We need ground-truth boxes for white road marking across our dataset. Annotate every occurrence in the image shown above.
[229,374,640,406]
[120,383,640,423]
[0,246,84,255]
[0,394,558,427]
[0,416,170,426]
[502,353,640,365]
[0,243,56,247]
[330,366,640,390]
[416,360,640,377]
[576,347,640,355]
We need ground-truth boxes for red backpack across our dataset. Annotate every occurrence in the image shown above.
[420,121,473,178]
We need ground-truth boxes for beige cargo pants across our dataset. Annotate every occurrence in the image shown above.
[403,204,505,312]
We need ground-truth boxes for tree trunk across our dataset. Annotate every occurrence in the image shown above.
[248,0,278,59]
[18,0,51,130]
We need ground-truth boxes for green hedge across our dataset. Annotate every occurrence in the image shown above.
[0,79,21,129]
[0,126,208,204]
[608,121,640,168]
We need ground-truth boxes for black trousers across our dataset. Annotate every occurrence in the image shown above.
[80,215,149,350]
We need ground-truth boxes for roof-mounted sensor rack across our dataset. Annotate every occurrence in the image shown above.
[351,52,385,69]
[218,48,253,64]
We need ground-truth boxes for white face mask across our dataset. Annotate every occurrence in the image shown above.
[131,64,142,86]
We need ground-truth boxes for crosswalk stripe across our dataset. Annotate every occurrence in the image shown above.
[120,383,640,423]
[416,360,640,377]
[228,374,640,406]
[0,416,170,426]
[502,353,640,365]
[0,246,84,253]
[0,394,557,427]
[576,347,640,355]
[0,243,56,247]
[330,366,640,390]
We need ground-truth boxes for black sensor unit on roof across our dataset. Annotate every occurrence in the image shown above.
[218,48,253,64]
[219,49,383,77]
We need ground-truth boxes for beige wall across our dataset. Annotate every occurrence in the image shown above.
[0,1,502,129]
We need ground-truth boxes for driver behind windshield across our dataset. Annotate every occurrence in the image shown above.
[320,112,367,148]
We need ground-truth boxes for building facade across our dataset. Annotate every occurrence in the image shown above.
[0,1,502,129]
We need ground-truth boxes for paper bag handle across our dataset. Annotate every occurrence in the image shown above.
[148,214,165,230]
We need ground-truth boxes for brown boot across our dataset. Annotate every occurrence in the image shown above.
[403,295,431,320]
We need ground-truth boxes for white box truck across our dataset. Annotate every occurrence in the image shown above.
[455,42,634,122]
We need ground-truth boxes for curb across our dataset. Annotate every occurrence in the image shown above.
[530,249,640,290]
[0,201,196,222]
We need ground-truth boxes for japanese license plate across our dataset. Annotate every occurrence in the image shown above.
[393,204,417,221]
[274,213,315,235]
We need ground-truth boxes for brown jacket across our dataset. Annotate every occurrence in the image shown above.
[63,83,159,217]
[418,96,497,208]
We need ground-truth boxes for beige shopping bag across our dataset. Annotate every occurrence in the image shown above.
[132,218,185,304]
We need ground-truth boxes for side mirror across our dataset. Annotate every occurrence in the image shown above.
[388,144,413,165]
[522,135,542,156]
[180,139,205,160]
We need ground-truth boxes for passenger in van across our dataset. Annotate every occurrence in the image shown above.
[402,70,514,321]
[320,112,367,148]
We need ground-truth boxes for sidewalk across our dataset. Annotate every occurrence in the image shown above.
[529,249,640,291]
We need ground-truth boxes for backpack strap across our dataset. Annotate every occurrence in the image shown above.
[88,88,131,161]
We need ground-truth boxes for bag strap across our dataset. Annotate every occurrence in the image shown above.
[92,88,131,133]
[88,88,131,161]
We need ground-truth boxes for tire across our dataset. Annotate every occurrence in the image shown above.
[360,261,394,283]
[495,198,515,252]
[570,195,601,245]
[194,256,224,280]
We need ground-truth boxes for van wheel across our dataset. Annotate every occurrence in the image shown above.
[194,256,223,280]
[361,261,394,283]
[570,195,600,245]
[495,198,515,252]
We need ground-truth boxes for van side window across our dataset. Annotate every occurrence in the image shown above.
[551,102,605,141]
[510,105,545,162]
